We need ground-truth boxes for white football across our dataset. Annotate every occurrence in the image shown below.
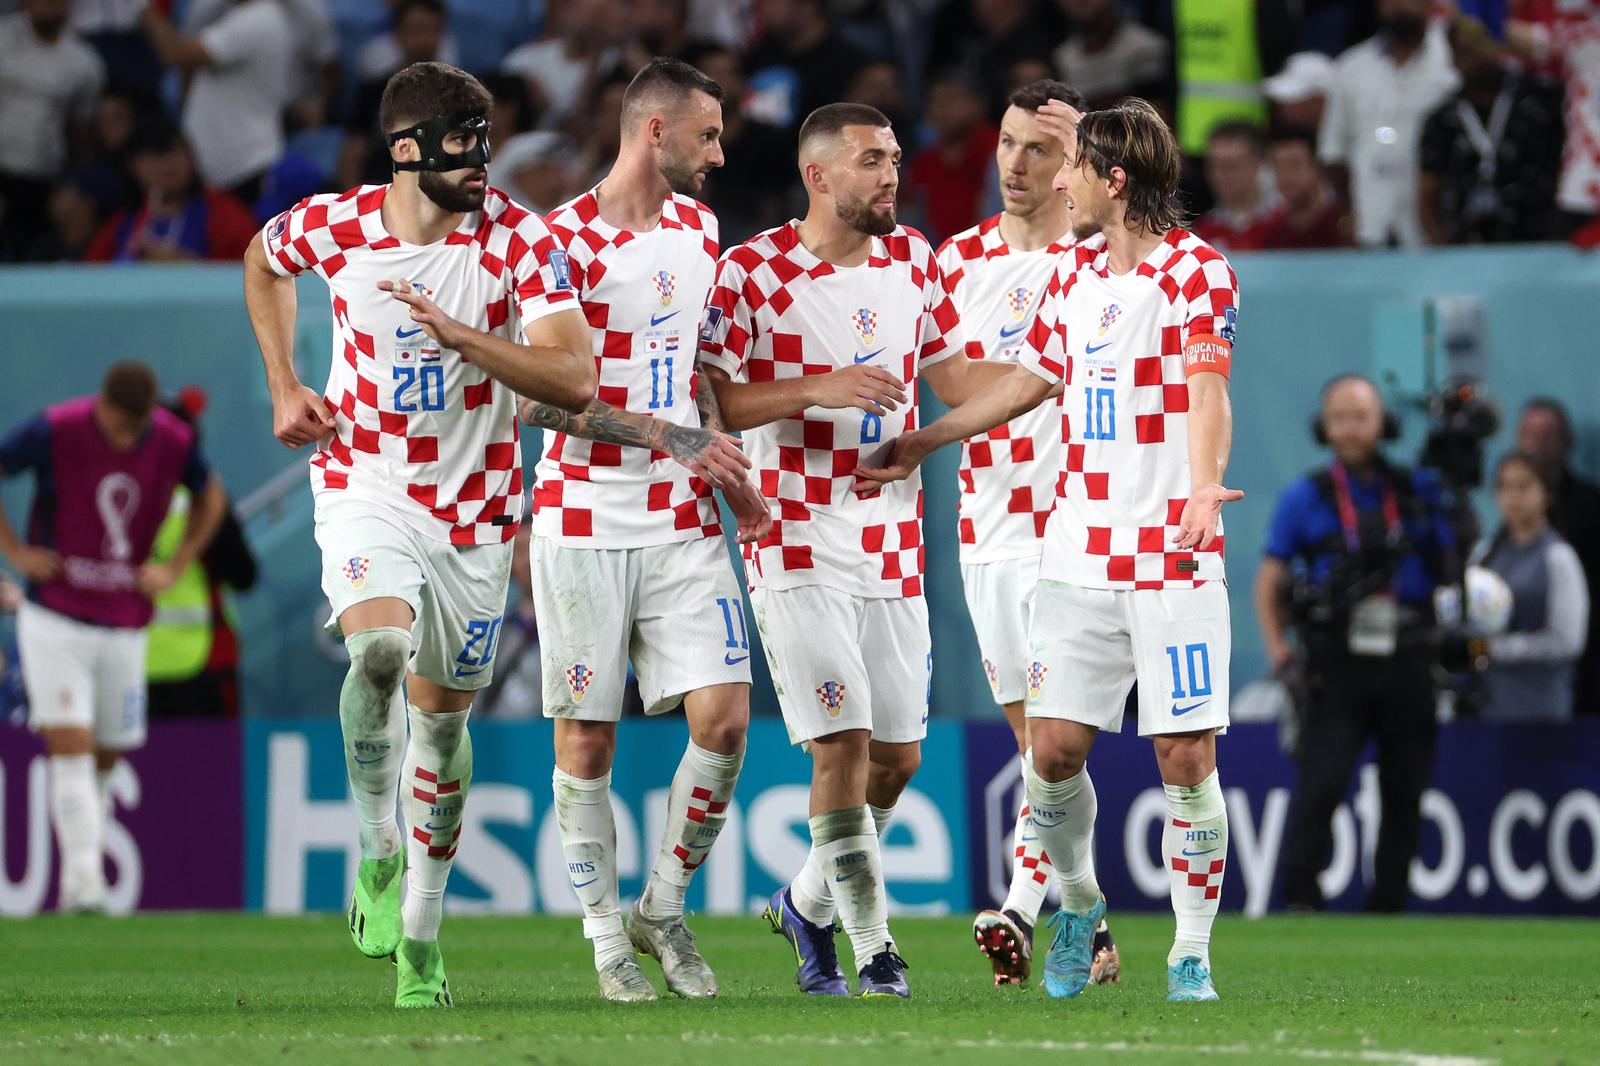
[1464,565,1514,636]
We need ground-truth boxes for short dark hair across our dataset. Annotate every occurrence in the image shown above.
[129,115,185,157]
[621,57,723,133]
[798,102,891,155]
[101,361,158,421]
[1007,79,1086,113]
[1075,98,1189,233]
[379,61,493,136]
[1523,397,1575,449]
[391,0,444,29]
[1267,125,1318,155]
[1207,119,1267,156]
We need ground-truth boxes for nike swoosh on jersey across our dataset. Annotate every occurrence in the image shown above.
[650,310,680,326]
[724,652,750,666]
[396,326,426,338]
[999,322,1028,339]
[1084,341,1113,354]
[1171,699,1210,716]
[854,348,886,364]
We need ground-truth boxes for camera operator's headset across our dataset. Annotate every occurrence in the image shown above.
[1310,373,1402,446]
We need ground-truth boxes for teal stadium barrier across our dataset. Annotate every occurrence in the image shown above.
[4,247,1600,717]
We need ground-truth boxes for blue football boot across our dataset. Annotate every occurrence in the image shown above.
[763,887,848,996]
[1167,956,1219,1002]
[1041,896,1106,999]
[856,945,910,999]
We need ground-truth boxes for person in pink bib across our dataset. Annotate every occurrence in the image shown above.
[0,360,225,912]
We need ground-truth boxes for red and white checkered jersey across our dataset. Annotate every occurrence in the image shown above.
[262,184,578,545]
[1019,229,1240,590]
[700,222,961,598]
[1543,5,1600,214]
[532,189,722,547]
[937,215,1074,565]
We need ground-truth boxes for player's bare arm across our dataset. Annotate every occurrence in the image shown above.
[382,280,596,412]
[1173,370,1243,551]
[0,468,62,583]
[691,362,773,544]
[701,364,907,432]
[920,350,1061,408]
[517,396,752,491]
[242,236,335,449]
[853,363,1053,494]
[136,474,228,597]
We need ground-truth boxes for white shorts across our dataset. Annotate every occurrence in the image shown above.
[750,585,931,746]
[315,495,514,691]
[1025,580,1231,737]
[17,601,148,749]
[531,535,751,720]
[961,556,1041,706]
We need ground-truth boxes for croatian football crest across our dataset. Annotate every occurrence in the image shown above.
[1004,286,1034,322]
[1097,304,1122,336]
[340,555,370,589]
[816,680,847,717]
[565,663,594,704]
[652,270,676,306]
[850,307,878,345]
[983,658,1000,693]
[1026,660,1049,700]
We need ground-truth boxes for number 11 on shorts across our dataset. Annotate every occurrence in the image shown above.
[716,596,749,666]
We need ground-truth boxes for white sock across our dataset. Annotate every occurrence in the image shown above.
[804,806,890,974]
[641,742,742,920]
[49,753,104,906]
[1164,770,1228,969]
[553,767,630,969]
[96,766,114,818]
[1022,749,1100,913]
[789,802,895,926]
[400,704,471,942]
[1000,783,1054,926]
[339,627,410,860]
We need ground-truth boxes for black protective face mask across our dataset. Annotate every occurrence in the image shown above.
[390,113,492,172]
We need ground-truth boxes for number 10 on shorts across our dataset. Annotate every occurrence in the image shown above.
[1165,642,1212,700]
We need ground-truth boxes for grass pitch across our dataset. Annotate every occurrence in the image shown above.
[3,913,1595,1065]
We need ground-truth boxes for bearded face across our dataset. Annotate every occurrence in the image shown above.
[834,186,897,236]
[418,166,487,213]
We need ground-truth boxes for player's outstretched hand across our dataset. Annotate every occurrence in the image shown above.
[9,544,63,584]
[723,475,772,545]
[852,431,931,496]
[664,425,752,489]
[135,560,181,597]
[1035,98,1083,155]
[271,383,335,448]
[810,365,907,415]
[379,278,468,350]
[1173,482,1245,551]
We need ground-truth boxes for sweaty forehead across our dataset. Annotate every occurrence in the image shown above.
[839,124,899,157]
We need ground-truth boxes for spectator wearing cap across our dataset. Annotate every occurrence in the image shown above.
[1419,16,1563,245]
[1258,127,1347,249]
[138,0,295,204]
[1264,51,1334,136]
[905,72,997,246]
[493,132,580,214]
[1193,121,1278,252]
[0,0,106,261]
[85,120,258,263]
[1051,0,1171,112]
[1318,0,1459,247]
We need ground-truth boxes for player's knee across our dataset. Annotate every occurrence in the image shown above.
[869,744,921,792]
[1031,746,1086,782]
[351,629,410,696]
[555,721,615,778]
[694,717,747,757]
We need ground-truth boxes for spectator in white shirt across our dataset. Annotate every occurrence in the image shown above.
[139,0,294,203]
[354,0,460,84]
[500,2,623,132]
[182,0,338,130]
[1318,0,1458,247]
[0,0,106,260]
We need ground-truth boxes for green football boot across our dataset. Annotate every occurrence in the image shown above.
[395,937,452,1007]
[347,852,405,959]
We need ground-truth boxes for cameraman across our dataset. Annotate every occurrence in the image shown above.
[1256,374,1455,912]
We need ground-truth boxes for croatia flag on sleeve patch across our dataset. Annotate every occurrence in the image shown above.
[565,663,593,703]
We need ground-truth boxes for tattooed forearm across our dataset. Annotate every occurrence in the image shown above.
[693,363,726,432]
[520,396,682,453]
[662,422,717,467]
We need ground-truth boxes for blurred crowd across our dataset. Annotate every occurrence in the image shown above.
[1,0,1598,261]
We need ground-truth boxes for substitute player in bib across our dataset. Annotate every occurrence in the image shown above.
[0,362,225,913]
[938,79,1119,989]
[857,98,1242,1003]
[702,103,1004,999]
[519,58,767,1004]
[244,61,596,1007]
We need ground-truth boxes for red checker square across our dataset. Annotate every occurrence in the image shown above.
[902,575,922,597]
[1083,472,1109,500]
[1165,554,1197,580]
[959,517,975,543]
[406,436,439,463]
[968,441,992,467]
[337,391,357,420]
[485,299,508,330]
[861,524,886,552]
[597,384,629,407]
[601,330,631,359]
[562,508,593,537]
[583,301,609,329]
[800,362,831,377]
[484,442,516,469]
[779,497,810,521]
[767,286,795,316]
[1188,872,1209,888]
[1009,437,1035,462]
[880,553,903,580]
[588,443,623,467]
[1167,498,1187,524]
[1204,884,1221,900]
[1135,414,1165,443]
[672,500,701,530]
[831,448,861,477]
[647,482,672,511]
[802,420,834,450]
[351,425,381,453]
[356,375,377,406]
[1085,526,1112,554]
[1033,511,1050,537]
[407,483,438,508]
[1163,383,1189,412]
[378,410,407,435]
[957,469,975,493]
[1107,555,1136,582]
[1160,324,1183,355]
[1138,526,1166,553]
[322,469,348,489]
[778,445,807,473]
[463,380,493,409]
[1066,444,1085,472]
[772,332,804,362]
[781,544,813,569]
[803,475,832,504]
[1133,356,1163,386]
[897,519,920,547]
[457,472,487,501]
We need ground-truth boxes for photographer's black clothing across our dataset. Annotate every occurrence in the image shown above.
[1264,458,1454,911]
[1548,465,1600,715]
